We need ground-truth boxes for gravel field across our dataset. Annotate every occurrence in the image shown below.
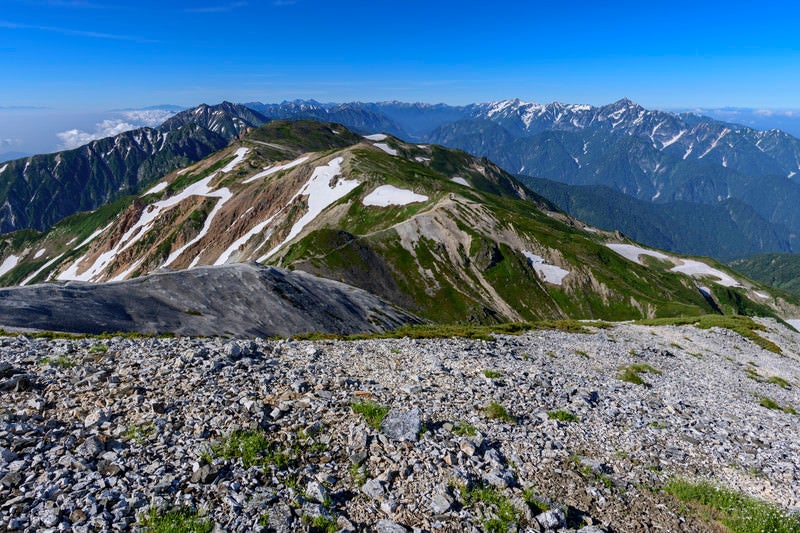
[1,319,799,532]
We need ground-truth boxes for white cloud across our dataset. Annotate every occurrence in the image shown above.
[55,108,177,150]
[0,138,20,148]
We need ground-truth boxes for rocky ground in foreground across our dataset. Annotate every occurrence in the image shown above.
[1,320,800,532]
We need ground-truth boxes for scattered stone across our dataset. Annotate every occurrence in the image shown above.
[380,408,421,442]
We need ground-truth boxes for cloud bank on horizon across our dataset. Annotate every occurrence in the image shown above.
[55,109,177,150]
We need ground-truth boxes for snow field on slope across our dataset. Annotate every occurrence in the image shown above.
[606,243,740,287]
[143,182,168,196]
[58,148,249,281]
[373,143,397,156]
[363,133,387,141]
[260,157,360,261]
[363,185,429,207]
[521,251,570,285]
[0,255,19,278]
[451,177,471,187]
[242,156,309,184]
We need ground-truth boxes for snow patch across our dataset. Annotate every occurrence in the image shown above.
[451,177,471,187]
[364,133,387,141]
[143,182,168,196]
[583,226,598,233]
[363,185,429,207]
[34,249,46,259]
[0,255,19,277]
[415,156,431,163]
[373,143,397,156]
[670,259,739,287]
[0,164,7,174]
[260,157,359,260]
[786,319,800,331]
[22,254,64,285]
[606,243,740,287]
[606,244,669,265]
[220,147,249,173]
[753,291,769,299]
[789,171,796,179]
[521,251,570,285]
[242,156,309,184]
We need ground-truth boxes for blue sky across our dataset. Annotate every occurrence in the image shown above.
[2,0,800,153]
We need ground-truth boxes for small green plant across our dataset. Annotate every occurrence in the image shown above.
[483,369,503,379]
[460,483,518,532]
[665,478,800,533]
[648,420,667,429]
[484,401,516,424]
[258,513,270,527]
[521,487,549,514]
[88,344,108,353]
[452,421,477,437]
[302,514,338,533]
[350,400,390,430]
[618,363,661,387]
[139,506,213,533]
[547,409,579,423]
[767,375,791,389]
[758,396,797,414]
[348,463,367,487]
[573,349,589,358]
[125,422,156,444]
[39,355,75,368]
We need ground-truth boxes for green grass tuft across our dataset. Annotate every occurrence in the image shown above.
[547,409,579,423]
[665,478,800,533]
[139,507,213,533]
[484,401,516,424]
[637,315,781,354]
[483,369,503,379]
[618,363,661,386]
[350,400,390,430]
[452,421,478,437]
[460,483,518,532]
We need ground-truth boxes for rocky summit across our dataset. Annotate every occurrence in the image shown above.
[1,319,799,531]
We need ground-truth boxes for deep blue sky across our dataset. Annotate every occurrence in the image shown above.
[2,0,800,155]
[2,0,799,109]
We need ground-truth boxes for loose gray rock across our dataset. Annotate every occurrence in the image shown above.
[381,408,421,442]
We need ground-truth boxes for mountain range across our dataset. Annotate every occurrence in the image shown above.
[5,97,800,262]
[0,120,794,335]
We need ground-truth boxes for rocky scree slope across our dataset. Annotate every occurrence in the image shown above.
[0,263,420,337]
[1,319,799,531]
[0,102,267,233]
[0,121,794,326]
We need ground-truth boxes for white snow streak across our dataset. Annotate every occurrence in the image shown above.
[606,243,740,287]
[521,251,570,285]
[698,128,729,159]
[363,185,428,207]
[364,133,387,141]
[415,157,431,163]
[34,249,46,259]
[0,164,7,174]
[606,244,669,264]
[373,143,397,156]
[23,254,64,285]
[143,182,168,195]
[220,147,249,173]
[786,319,800,331]
[242,156,309,184]
[753,291,769,299]
[661,129,686,148]
[260,157,359,260]
[0,255,19,277]
[451,177,471,187]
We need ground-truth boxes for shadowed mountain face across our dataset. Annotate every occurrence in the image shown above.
[0,102,267,233]
[0,263,420,337]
